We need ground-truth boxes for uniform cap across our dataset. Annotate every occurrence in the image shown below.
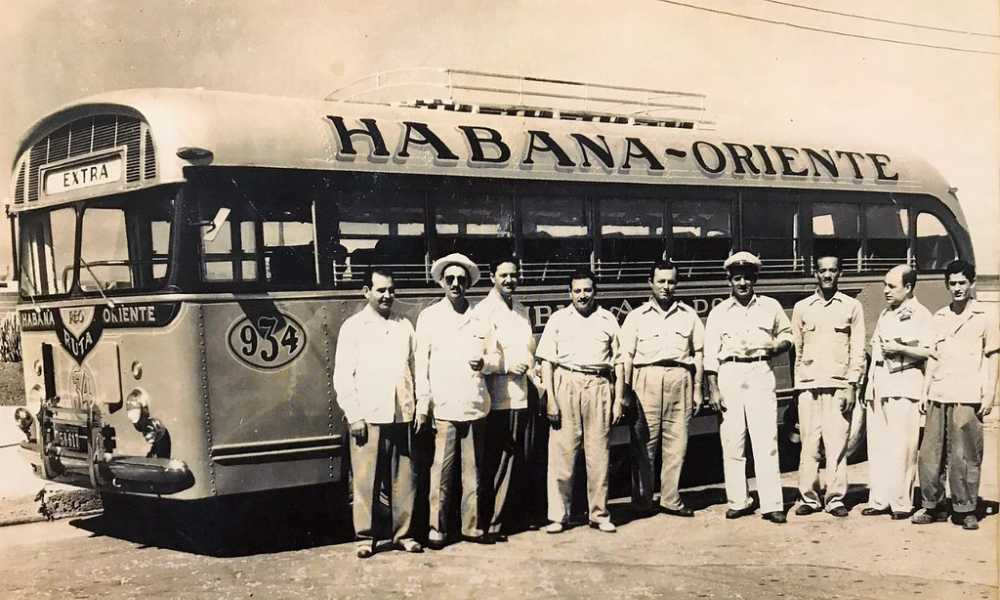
[723,251,762,270]
[430,253,481,286]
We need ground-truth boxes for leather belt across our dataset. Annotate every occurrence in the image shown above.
[721,355,769,364]
[637,359,690,369]
[557,365,612,378]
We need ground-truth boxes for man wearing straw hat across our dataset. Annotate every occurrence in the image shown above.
[415,252,493,548]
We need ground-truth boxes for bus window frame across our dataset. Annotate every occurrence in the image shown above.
[179,168,970,290]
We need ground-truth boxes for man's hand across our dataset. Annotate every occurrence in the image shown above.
[510,362,529,376]
[978,401,994,418]
[413,414,431,436]
[918,399,928,416]
[469,358,485,371]
[612,398,626,425]
[839,386,857,414]
[708,388,725,413]
[690,387,703,419]
[546,401,561,430]
[349,419,368,446]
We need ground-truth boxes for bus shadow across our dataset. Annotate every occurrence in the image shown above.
[68,486,355,557]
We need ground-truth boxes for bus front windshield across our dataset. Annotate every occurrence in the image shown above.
[19,189,176,299]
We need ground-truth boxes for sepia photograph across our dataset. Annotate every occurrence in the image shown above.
[0,1,997,598]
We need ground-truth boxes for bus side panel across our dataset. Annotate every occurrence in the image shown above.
[200,299,345,496]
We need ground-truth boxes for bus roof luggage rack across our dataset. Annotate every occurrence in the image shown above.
[325,68,714,130]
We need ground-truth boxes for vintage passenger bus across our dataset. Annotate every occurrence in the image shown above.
[9,70,972,509]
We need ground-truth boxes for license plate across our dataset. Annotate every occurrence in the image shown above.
[54,425,89,453]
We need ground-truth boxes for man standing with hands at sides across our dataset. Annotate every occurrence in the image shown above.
[912,260,998,530]
[415,253,493,549]
[474,257,540,540]
[791,255,865,518]
[333,268,423,558]
[704,252,793,524]
[618,259,703,518]
[863,264,933,520]
[536,268,625,534]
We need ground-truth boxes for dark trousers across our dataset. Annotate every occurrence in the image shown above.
[350,421,417,544]
[484,407,532,534]
[429,418,487,539]
[918,401,983,514]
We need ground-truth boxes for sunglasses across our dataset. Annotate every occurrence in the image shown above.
[444,275,468,285]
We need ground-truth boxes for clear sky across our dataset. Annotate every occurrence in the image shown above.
[2,0,997,273]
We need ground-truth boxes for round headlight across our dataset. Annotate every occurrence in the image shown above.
[125,389,149,425]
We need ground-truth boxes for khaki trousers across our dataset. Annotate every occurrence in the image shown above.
[350,422,417,544]
[429,418,487,540]
[797,389,851,511]
[547,368,612,525]
[866,397,920,512]
[718,362,783,514]
[630,365,691,511]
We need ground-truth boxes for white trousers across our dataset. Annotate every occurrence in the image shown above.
[718,363,783,514]
[866,396,920,512]
[797,389,851,511]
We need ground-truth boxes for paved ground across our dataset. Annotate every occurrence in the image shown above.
[0,419,995,599]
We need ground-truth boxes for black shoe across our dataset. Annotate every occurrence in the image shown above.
[462,534,494,545]
[763,511,787,524]
[861,507,891,517]
[725,506,755,519]
[661,506,695,517]
[890,511,911,520]
[829,506,849,518]
[488,532,508,543]
[425,536,448,551]
[795,504,820,516]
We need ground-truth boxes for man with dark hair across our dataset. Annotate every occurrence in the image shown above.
[333,267,423,557]
[704,252,793,524]
[913,260,998,530]
[791,255,865,518]
[618,259,703,517]
[536,268,625,533]
[473,257,541,539]
[863,264,933,520]
[415,253,493,548]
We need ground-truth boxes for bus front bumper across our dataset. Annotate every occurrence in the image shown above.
[20,438,194,495]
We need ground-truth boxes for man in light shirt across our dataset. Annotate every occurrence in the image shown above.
[912,260,998,530]
[415,252,493,548]
[704,252,793,524]
[618,259,703,518]
[863,264,933,520]
[791,255,865,518]
[475,258,541,540]
[332,268,422,558]
[536,268,625,534]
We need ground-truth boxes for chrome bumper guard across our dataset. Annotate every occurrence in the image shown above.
[97,456,194,495]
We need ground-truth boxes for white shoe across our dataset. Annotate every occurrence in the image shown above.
[544,522,565,534]
[590,521,617,533]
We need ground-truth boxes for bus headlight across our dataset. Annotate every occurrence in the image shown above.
[125,389,149,426]
[13,407,34,439]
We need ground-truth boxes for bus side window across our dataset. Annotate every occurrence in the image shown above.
[671,194,732,277]
[334,191,426,286]
[812,202,860,271]
[915,212,957,271]
[740,191,800,274]
[521,195,591,283]
[864,204,909,271]
[599,197,665,282]
[433,192,514,283]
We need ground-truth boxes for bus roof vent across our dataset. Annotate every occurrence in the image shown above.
[13,162,25,205]
[20,115,153,202]
[325,68,714,130]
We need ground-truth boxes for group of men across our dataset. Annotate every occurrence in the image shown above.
[332,249,997,558]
